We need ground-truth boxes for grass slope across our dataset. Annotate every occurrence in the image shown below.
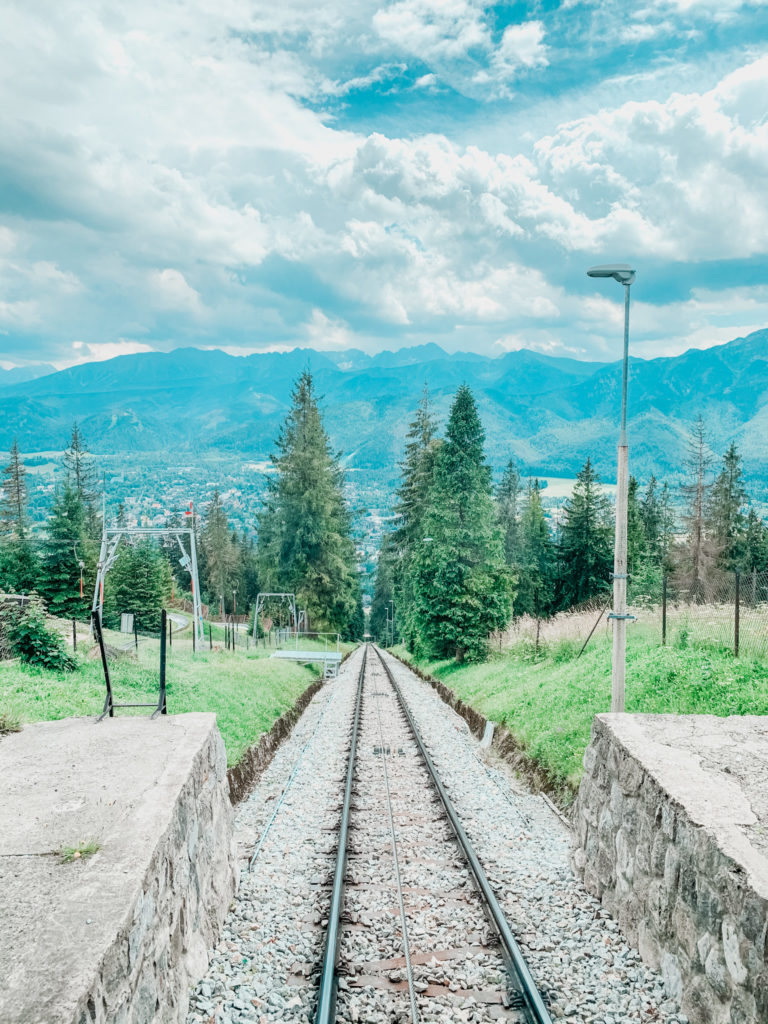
[0,637,350,766]
[396,628,768,800]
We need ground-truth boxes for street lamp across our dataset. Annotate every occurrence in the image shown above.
[587,263,636,713]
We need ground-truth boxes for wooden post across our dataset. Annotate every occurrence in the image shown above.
[134,618,138,652]
[72,618,77,653]
[662,574,667,646]
[734,571,740,657]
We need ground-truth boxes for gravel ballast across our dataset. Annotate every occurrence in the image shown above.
[187,646,688,1023]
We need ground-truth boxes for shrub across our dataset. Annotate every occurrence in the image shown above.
[5,599,76,671]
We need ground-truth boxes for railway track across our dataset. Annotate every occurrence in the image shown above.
[314,644,553,1024]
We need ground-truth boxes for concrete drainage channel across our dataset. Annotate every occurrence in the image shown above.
[187,646,689,1023]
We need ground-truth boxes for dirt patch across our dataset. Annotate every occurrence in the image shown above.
[226,650,354,805]
[388,649,576,815]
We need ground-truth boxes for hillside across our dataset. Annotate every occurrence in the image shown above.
[1,330,767,484]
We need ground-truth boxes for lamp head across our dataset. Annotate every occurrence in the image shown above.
[587,263,636,285]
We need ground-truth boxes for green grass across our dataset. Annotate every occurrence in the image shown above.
[395,627,768,800]
[59,839,101,863]
[0,635,353,766]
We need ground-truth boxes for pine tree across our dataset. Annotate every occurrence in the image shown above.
[707,442,748,571]
[514,479,554,618]
[497,458,521,566]
[0,440,38,592]
[391,386,440,648]
[555,458,612,609]
[256,371,362,638]
[411,386,514,661]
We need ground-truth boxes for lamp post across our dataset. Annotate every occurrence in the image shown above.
[587,263,636,713]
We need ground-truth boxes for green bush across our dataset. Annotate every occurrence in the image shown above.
[5,599,76,671]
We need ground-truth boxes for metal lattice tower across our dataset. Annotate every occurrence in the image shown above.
[252,592,297,640]
[91,527,204,645]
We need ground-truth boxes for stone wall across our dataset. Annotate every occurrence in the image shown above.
[0,714,237,1024]
[572,714,768,1024]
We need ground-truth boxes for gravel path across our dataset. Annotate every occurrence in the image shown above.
[187,645,689,1024]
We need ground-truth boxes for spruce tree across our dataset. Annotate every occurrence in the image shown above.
[391,386,440,648]
[555,458,612,609]
[370,535,396,644]
[707,442,748,571]
[103,540,172,632]
[514,479,554,618]
[63,423,100,535]
[497,458,521,566]
[0,439,38,592]
[743,509,768,573]
[256,371,362,638]
[626,476,647,577]
[411,386,513,661]
[38,483,91,619]
[202,490,236,609]
[640,476,662,562]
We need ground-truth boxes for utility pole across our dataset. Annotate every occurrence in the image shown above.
[587,264,636,713]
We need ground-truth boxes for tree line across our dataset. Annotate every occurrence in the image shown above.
[0,426,259,631]
[0,372,364,640]
[372,393,768,660]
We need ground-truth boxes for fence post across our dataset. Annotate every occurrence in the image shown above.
[662,574,667,646]
[72,618,77,653]
[734,571,740,657]
[158,610,168,715]
[168,615,172,649]
[209,623,212,650]
[134,618,138,652]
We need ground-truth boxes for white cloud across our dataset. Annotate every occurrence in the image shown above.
[534,55,768,260]
[325,63,407,96]
[149,269,204,315]
[0,300,39,329]
[492,21,548,75]
[305,309,356,349]
[373,0,489,61]
[60,339,155,369]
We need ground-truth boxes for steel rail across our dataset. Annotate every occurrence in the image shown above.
[314,644,368,1024]
[371,657,420,1023]
[373,645,554,1024]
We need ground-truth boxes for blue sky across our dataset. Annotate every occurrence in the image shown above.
[1,0,767,370]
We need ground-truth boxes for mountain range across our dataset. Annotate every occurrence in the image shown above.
[2,331,768,487]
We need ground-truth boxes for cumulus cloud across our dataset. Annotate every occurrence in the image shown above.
[63,340,155,368]
[305,309,357,349]
[0,0,766,366]
[149,269,205,315]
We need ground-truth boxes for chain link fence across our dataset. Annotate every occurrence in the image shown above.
[662,569,768,657]
[500,569,768,659]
